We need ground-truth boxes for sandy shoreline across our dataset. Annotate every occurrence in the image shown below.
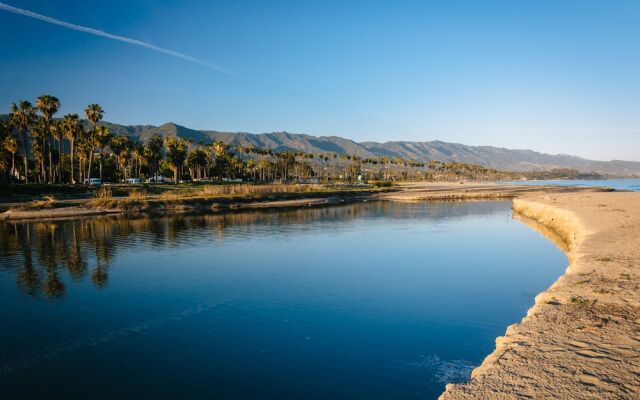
[441,192,640,399]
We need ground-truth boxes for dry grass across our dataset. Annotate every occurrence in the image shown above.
[18,195,58,210]
[368,180,395,188]
[80,184,332,210]
[87,187,115,208]
[121,189,149,209]
[159,184,323,200]
[128,189,148,201]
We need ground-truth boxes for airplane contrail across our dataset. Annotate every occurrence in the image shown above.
[0,2,236,76]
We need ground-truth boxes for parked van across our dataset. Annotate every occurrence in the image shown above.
[125,177,141,184]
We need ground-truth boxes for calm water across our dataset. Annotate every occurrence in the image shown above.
[505,178,640,192]
[0,201,566,399]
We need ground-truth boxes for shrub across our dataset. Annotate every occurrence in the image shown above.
[368,181,394,188]
[570,296,597,306]
[88,187,114,208]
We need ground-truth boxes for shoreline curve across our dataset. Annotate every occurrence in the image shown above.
[440,192,640,399]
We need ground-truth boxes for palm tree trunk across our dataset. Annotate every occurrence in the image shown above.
[48,132,54,184]
[57,138,62,184]
[88,151,93,181]
[70,140,75,184]
[99,148,104,181]
[21,131,29,184]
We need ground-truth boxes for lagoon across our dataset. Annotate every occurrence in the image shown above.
[0,201,566,399]
[505,178,640,192]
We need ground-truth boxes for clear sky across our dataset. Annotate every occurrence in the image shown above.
[1,0,639,161]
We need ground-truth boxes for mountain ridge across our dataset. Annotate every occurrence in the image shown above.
[102,121,640,176]
[1,115,638,176]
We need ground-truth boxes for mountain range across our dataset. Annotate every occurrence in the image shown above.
[3,115,639,176]
[99,121,639,176]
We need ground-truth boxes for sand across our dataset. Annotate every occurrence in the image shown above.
[440,191,640,399]
[379,181,613,201]
[0,195,370,221]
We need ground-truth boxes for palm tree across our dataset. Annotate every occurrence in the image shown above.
[187,147,208,179]
[76,128,93,183]
[109,135,131,180]
[4,134,19,180]
[30,120,47,182]
[132,142,145,178]
[84,104,104,180]
[94,125,112,181]
[61,114,81,184]
[36,95,60,183]
[146,135,164,181]
[165,136,188,183]
[246,159,256,181]
[50,121,63,182]
[10,100,35,183]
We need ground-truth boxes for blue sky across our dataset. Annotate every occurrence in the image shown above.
[1,0,639,161]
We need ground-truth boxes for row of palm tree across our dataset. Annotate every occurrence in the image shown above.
[1,94,517,185]
[4,96,105,184]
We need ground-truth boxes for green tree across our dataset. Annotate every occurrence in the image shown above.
[10,100,35,183]
[3,132,19,180]
[61,114,81,184]
[30,119,47,182]
[94,125,112,181]
[50,121,64,182]
[84,104,104,180]
[109,135,131,180]
[35,95,60,183]
[186,147,208,179]
[132,142,145,178]
[145,135,164,181]
[165,136,188,183]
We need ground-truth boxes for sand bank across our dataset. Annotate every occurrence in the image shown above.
[379,181,612,201]
[441,191,640,399]
[0,194,372,221]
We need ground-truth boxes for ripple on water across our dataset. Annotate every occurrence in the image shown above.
[406,355,475,384]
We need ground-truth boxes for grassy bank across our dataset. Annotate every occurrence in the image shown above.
[1,183,394,219]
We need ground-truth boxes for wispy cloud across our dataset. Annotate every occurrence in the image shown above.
[0,2,236,76]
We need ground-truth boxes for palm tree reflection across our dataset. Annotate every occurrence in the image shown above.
[0,201,505,298]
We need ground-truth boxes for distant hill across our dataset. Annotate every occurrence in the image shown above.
[97,121,640,176]
[2,115,639,176]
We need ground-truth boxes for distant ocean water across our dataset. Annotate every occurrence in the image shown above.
[504,179,640,192]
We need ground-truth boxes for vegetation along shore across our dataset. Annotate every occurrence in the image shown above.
[0,95,620,188]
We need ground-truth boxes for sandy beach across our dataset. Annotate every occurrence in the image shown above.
[441,191,640,399]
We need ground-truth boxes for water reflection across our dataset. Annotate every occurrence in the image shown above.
[0,200,566,400]
[0,201,508,299]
